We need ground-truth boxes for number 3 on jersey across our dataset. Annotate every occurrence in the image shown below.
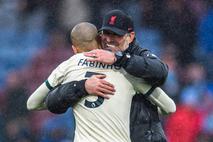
[84,71,105,108]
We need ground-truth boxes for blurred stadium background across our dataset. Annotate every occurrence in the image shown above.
[0,0,213,141]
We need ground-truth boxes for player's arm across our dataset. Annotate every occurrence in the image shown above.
[27,60,67,111]
[26,79,88,112]
[132,80,176,115]
[26,82,49,110]
[26,79,63,111]
[144,87,176,115]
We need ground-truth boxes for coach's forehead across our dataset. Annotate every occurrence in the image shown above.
[71,22,98,42]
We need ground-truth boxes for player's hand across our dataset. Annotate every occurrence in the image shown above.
[84,49,116,65]
[85,74,115,99]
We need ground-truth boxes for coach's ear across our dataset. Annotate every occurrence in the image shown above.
[72,45,77,54]
[127,32,135,43]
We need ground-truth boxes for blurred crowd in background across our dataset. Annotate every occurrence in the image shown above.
[0,0,213,141]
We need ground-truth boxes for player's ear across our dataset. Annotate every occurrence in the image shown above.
[72,45,77,54]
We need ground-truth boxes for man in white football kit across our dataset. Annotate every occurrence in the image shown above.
[27,22,175,142]
[48,52,136,142]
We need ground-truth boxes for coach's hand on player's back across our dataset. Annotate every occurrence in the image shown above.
[84,49,116,65]
[85,74,115,99]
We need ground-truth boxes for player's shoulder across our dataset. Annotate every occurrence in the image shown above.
[56,53,85,70]
[60,53,88,67]
[52,54,80,75]
[70,53,85,60]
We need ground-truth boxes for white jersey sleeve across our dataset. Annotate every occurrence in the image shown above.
[27,55,77,111]
[121,70,176,114]
[26,82,49,110]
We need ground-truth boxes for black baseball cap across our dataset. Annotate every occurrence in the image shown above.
[100,9,134,36]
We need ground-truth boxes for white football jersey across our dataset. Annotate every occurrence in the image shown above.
[47,53,135,142]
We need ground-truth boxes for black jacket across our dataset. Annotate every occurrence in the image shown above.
[121,40,168,86]
[46,40,168,142]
